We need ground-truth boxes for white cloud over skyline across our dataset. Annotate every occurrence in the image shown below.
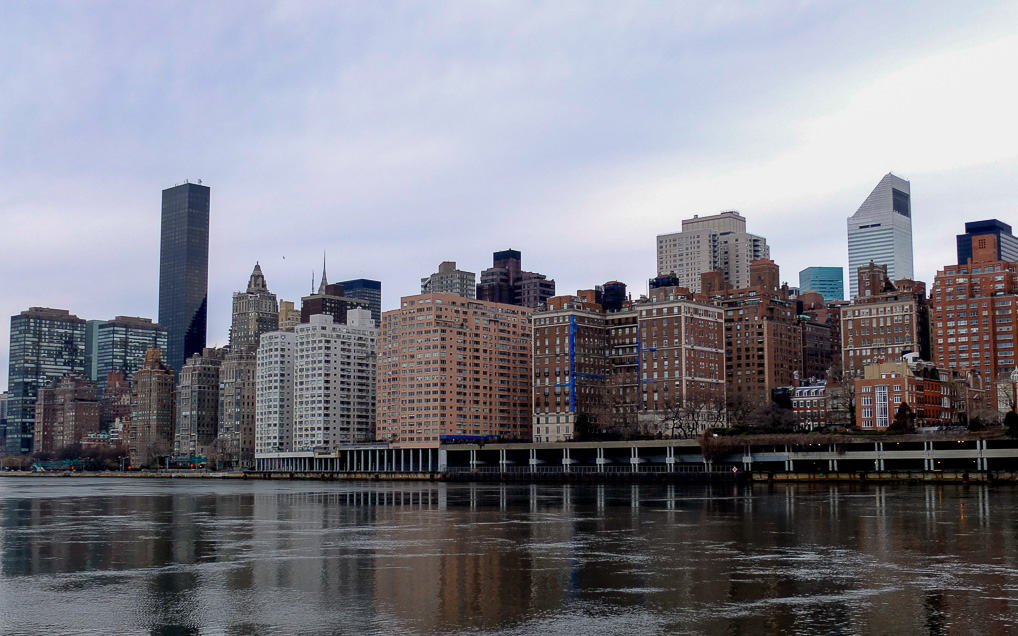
[2,1,1017,387]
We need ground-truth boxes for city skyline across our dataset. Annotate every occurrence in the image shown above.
[3,2,1018,388]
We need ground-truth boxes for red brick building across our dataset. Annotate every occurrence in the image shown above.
[854,358,953,430]
[932,233,1018,394]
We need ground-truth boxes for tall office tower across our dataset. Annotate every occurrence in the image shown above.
[476,249,556,309]
[84,320,102,381]
[230,263,279,354]
[846,173,913,298]
[127,349,175,468]
[6,308,86,454]
[421,262,476,298]
[293,310,376,451]
[32,374,100,454]
[956,219,1018,265]
[841,266,929,377]
[377,294,531,445]
[799,267,844,302]
[173,347,226,458]
[255,331,295,455]
[218,351,256,466]
[656,211,770,293]
[933,230,1018,392]
[720,260,802,405]
[158,181,210,375]
[94,316,168,396]
[339,278,382,324]
[277,300,301,332]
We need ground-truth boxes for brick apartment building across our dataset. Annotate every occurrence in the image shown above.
[932,232,1018,395]
[377,294,532,445]
[531,285,724,441]
[854,357,954,430]
[841,262,930,377]
[32,374,100,454]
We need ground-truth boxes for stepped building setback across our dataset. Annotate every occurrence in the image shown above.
[476,249,555,309]
[421,261,476,298]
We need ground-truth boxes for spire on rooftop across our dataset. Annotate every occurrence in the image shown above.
[318,251,328,294]
[247,261,268,293]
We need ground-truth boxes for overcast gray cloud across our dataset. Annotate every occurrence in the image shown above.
[2,0,1017,387]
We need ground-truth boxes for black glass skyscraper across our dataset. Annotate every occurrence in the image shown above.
[158,182,210,376]
[337,278,382,323]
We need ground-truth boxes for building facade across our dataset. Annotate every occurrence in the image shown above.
[128,349,176,468]
[300,271,371,325]
[932,231,1018,390]
[100,372,132,434]
[656,210,770,293]
[847,173,913,298]
[338,278,383,324]
[476,250,555,309]
[799,267,844,302]
[293,310,377,451]
[32,374,100,454]
[278,300,300,332]
[218,352,257,466]
[6,307,87,454]
[421,261,476,298]
[377,294,531,445]
[158,182,210,375]
[173,347,226,458]
[720,260,801,406]
[854,358,953,430]
[94,316,168,396]
[230,263,279,354]
[841,268,929,378]
[255,331,295,455]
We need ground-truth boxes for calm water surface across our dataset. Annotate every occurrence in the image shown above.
[1,478,1016,635]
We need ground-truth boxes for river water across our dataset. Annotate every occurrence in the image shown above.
[0,478,1016,635]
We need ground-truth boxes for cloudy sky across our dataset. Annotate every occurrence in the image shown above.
[2,1,1017,387]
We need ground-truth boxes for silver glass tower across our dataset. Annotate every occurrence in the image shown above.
[847,173,913,298]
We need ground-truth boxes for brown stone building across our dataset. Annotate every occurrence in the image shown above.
[476,249,556,309]
[854,358,954,430]
[128,349,175,468]
[841,262,930,378]
[719,259,801,406]
[32,374,100,454]
[376,294,532,445]
[100,372,132,433]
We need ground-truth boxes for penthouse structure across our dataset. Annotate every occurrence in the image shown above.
[6,307,86,454]
[932,229,1018,388]
[956,219,1018,265]
[476,249,555,309]
[377,294,531,445]
[841,262,929,378]
[656,211,769,293]
[421,261,476,298]
[32,374,100,454]
[292,310,377,451]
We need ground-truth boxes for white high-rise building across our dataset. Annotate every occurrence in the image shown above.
[292,309,376,451]
[847,173,913,298]
[255,331,294,455]
[656,211,769,292]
